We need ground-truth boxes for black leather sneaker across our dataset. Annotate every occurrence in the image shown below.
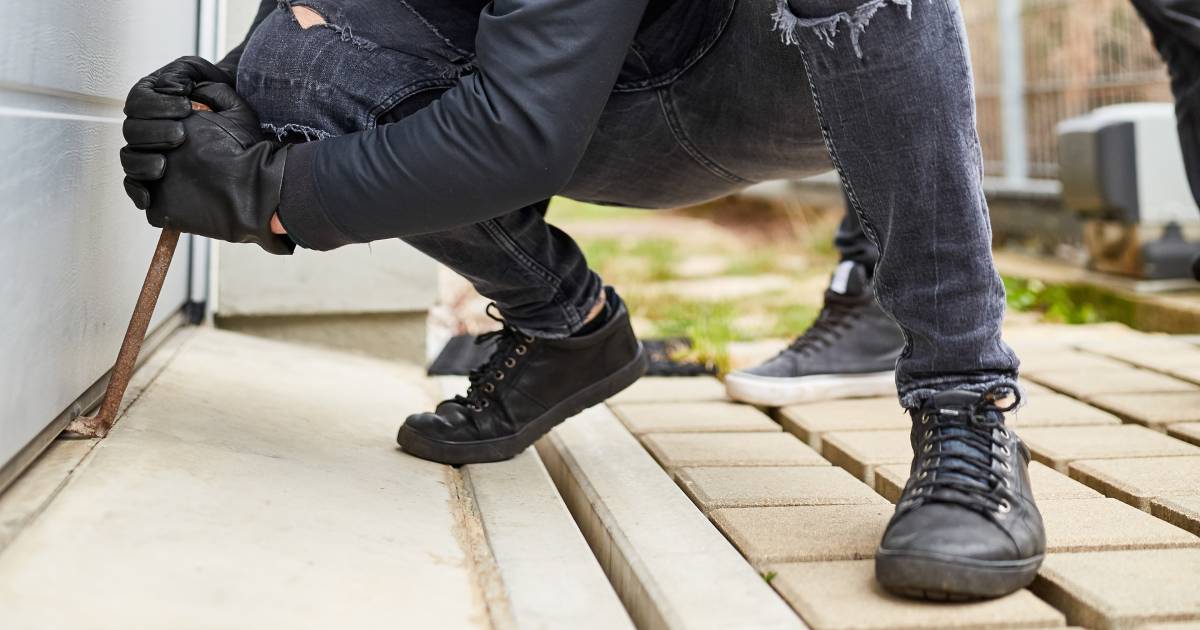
[724,261,905,406]
[876,388,1045,601]
[398,287,647,465]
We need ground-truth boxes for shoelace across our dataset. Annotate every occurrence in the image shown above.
[452,304,534,414]
[906,385,1021,516]
[784,294,862,356]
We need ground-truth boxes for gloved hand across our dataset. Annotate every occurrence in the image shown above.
[124,56,234,121]
[121,82,295,255]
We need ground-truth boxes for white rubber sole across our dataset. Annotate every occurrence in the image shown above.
[724,370,895,407]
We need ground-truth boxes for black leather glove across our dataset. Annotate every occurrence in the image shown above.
[121,82,294,255]
[124,56,234,121]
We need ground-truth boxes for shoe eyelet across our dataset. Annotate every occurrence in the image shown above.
[483,383,495,393]
[923,429,933,439]
[495,371,505,380]
[524,335,535,343]
[1000,446,1011,457]
[1001,461,1011,472]
[482,400,490,408]
[470,404,482,412]
[997,499,1011,514]
[918,471,928,480]
[515,345,527,355]
[1004,478,1012,489]
[922,443,933,453]
[504,357,517,368]
[921,415,930,425]
[999,428,1010,439]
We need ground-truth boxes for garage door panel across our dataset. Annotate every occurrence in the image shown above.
[0,1,199,103]
[0,21,195,468]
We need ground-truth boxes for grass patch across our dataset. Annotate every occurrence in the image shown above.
[1004,276,1136,325]
[547,197,648,222]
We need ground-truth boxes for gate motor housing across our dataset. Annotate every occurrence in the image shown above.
[1058,103,1200,279]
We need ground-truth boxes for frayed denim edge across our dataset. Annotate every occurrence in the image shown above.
[900,377,1024,411]
[771,0,926,58]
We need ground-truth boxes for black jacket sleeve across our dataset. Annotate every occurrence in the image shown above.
[216,0,278,79]
[277,0,652,250]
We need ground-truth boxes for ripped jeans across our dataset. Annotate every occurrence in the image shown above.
[237,0,1020,407]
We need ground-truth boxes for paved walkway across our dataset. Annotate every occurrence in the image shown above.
[610,322,1200,629]
[2,321,1198,629]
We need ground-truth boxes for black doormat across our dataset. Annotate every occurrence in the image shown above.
[428,334,716,377]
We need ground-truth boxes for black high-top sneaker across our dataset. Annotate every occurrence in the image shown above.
[398,287,647,465]
[724,261,905,406]
[876,388,1045,601]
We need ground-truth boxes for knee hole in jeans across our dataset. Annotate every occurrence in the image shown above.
[291,5,327,29]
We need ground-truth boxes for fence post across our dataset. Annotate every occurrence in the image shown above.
[998,0,1029,181]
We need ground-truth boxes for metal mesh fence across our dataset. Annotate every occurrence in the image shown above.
[963,0,1172,179]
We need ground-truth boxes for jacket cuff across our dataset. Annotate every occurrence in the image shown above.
[278,142,358,251]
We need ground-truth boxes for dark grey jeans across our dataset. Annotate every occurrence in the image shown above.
[238,0,1020,407]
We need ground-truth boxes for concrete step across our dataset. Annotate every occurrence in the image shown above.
[537,405,802,630]
[0,329,493,629]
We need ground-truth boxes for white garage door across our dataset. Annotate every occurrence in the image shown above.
[0,2,202,474]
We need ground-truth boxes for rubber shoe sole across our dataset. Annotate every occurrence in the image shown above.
[397,345,649,465]
[724,370,895,407]
[875,547,1043,601]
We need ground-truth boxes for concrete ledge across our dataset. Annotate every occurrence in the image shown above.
[464,451,633,630]
[537,405,802,630]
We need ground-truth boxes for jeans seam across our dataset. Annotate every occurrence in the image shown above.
[657,87,751,184]
[477,218,583,331]
[788,19,915,380]
[613,0,739,93]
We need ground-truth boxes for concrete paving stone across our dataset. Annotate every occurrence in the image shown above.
[1152,496,1200,537]
[770,560,1066,630]
[608,376,727,404]
[1026,366,1197,401]
[1088,392,1200,428]
[1069,456,1200,510]
[1018,425,1200,473]
[676,466,888,512]
[1018,351,1131,374]
[610,402,780,435]
[1084,336,1200,369]
[1169,423,1200,447]
[1032,549,1200,629]
[776,398,908,450]
[1007,392,1123,429]
[1168,365,1200,386]
[537,405,803,630]
[711,504,894,565]
[1139,624,1200,630]
[821,430,911,486]
[1039,498,1200,553]
[641,432,829,471]
[873,461,1102,504]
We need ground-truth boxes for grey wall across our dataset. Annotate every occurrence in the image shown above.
[0,2,199,467]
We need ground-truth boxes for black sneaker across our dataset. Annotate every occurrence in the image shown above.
[398,287,647,465]
[724,261,904,406]
[875,388,1045,601]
